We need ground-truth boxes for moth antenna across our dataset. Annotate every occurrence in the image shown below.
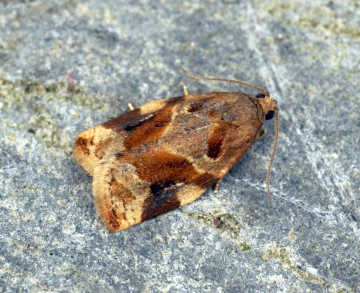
[179,67,270,97]
[266,108,279,204]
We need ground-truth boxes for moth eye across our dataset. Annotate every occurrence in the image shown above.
[265,110,275,120]
[256,93,266,98]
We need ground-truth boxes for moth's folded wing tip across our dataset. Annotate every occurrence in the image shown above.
[92,164,144,232]
[73,126,115,176]
[74,133,96,175]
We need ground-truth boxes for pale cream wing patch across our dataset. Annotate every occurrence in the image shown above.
[73,126,115,176]
[92,160,151,232]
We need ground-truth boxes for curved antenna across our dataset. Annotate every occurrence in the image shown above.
[266,108,279,204]
[179,67,270,97]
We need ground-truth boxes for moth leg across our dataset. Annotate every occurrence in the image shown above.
[183,85,190,95]
[256,129,267,140]
[128,102,135,111]
[213,179,222,194]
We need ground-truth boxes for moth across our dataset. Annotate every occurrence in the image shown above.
[74,68,278,232]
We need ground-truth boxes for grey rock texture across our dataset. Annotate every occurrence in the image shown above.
[0,0,359,292]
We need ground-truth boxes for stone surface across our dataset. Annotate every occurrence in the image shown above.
[0,0,359,292]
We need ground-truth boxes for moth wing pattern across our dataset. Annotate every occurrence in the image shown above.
[92,152,212,232]
[74,92,268,232]
[74,98,171,176]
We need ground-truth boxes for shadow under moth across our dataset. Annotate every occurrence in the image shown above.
[74,68,279,232]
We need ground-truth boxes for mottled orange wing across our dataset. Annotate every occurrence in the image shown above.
[74,92,270,232]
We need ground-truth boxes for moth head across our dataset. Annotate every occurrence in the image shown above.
[256,93,277,121]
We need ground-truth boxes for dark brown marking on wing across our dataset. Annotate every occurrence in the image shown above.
[135,151,191,220]
[124,105,175,150]
[101,97,184,134]
[187,101,204,113]
[150,179,180,198]
[123,114,155,132]
[74,136,90,156]
[141,190,181,222]
[136,150,219,221]
[108,208,121,231]
[141,172,219,222]
[207,124,228,159]
[102,109,151,132]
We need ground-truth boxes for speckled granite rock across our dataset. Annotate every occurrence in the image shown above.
[0,1,359,292]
